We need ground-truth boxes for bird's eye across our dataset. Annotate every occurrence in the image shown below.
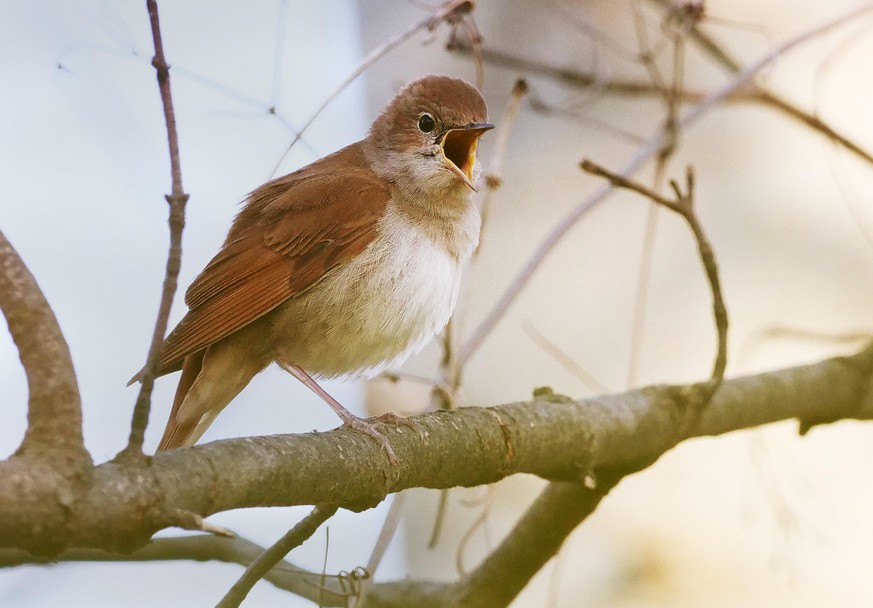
[418,113,435,133]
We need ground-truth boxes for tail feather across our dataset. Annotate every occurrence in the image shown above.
[157,351,205,451]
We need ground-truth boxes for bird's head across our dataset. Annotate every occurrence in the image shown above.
[367,75,493,197]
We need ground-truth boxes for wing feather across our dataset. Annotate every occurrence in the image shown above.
[155,142,389,376]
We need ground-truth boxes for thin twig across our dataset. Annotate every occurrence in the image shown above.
[216,504,339,608]
[355,493,406,607]
[269,0,476,176]
[124,0,190,458]
[476,78,528,260]
[458,3,873,366]
[522,321,610,394]
[625,0,694,387]
[581,159,727,384]
[646,0,742,73]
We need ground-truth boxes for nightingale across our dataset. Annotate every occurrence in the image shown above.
[135,75,492,454]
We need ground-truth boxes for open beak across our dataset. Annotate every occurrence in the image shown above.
[440,122,494,191]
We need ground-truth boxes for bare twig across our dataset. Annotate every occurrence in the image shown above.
[169,509,235,538]
[522,321,610,394]
[455,485,496,576]
[647,0,742,72]
[444,3,485,88]
[625,0,696,387]
[269,0,477,176]
[581,159,727,384]
[0,230,89,462]
[459,3,873,365]
[216,504,339,608]
[476,78,528,260]
[124,0,190,458]
[355,493,406,607]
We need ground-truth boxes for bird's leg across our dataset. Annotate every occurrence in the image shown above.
[281,363,398,464]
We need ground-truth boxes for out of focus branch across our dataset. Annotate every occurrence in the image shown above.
[0,536,352,606]
[449,42,873,168]
[580,160,727,385]
[458,4,873,363]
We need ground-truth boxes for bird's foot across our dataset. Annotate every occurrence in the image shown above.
[340,414,398,465]
[373,412,427,441]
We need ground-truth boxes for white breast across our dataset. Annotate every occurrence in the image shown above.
[271,201,479,378]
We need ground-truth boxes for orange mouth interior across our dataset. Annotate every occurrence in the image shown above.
[441,129,481,180]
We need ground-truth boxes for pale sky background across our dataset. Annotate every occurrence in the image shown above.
[1,1,398,606]
[3,1,873,606]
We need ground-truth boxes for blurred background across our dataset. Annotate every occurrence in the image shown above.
[2,0,873,606]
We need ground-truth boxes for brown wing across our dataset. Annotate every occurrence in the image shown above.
[155,142,389,376]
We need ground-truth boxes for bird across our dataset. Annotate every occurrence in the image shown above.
[138,75,493,455]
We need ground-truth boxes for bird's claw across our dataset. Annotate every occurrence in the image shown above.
[373,412,427,441]
[341,415,398,465]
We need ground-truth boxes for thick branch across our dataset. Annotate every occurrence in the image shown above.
[0,230,91,557]
[445,477,620,607]
[1,343,871,556]
[0,229,88,463]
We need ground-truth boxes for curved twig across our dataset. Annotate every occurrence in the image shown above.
[0,229,88,462]
[580,160,728,385]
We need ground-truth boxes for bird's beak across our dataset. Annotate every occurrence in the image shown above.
[440,122,494,191]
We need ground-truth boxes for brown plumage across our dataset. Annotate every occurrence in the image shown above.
[155,144,389,378]
[139,75,491,452]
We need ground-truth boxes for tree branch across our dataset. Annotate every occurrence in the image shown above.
[0,229,88,462]
[444,477,620,607]
[1,342,871,557]
[0,229,92,557]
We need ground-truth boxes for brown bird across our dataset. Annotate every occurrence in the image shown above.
[139,75,492,454]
